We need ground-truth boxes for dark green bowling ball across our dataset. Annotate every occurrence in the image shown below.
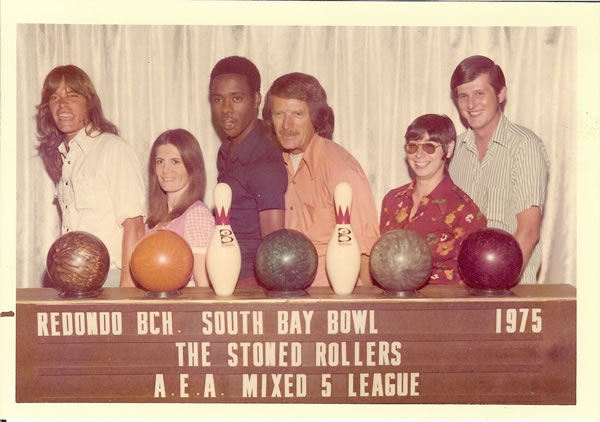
[255,229,318,296]
[369,229,432,296]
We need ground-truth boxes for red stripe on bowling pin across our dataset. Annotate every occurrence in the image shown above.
[326,182,361,295]
[206,183,241,296]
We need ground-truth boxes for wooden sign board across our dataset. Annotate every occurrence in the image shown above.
[16,284,576,404]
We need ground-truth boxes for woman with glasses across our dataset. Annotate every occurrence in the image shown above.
[379,114,487,284]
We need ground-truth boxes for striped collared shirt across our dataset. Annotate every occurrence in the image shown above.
[449,114,549,284]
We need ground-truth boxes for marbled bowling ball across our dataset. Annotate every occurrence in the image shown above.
[457,228,523,292]
[130,230,193,292]
[255,229,318,295]
[369,229,432,293]
[46,231,110,296]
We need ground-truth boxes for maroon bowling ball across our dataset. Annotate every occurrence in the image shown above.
[46,231,110,298]
[457,228,523,295]
[369,229,432,297]
[255,229,318,297]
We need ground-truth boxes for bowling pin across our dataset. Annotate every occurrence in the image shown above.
[325,182,361,295]
[206,183,241,296]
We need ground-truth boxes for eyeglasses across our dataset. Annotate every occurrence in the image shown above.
[404,142,442,155]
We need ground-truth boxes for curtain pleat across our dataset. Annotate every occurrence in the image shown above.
[16,25,575,287]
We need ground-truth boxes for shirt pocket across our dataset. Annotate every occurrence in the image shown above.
[72,177,97,209]
[484,188,509,225]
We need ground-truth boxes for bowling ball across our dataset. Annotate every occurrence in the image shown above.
[369,229,432,296]
[46,231,110,298]
[255,229,318,296]
[457,228,523,295]
[130,230,193,295]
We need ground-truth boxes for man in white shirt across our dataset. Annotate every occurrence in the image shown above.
[36,65,146,287]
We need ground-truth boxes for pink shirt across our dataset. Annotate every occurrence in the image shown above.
[146,200,215,282]
[283,133,379,286]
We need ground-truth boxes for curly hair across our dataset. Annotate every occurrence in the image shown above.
[262,72,334,142]
[146,129,207,229]
[35,65,118,184]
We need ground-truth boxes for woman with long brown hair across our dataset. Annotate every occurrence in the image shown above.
[146,129,215,286]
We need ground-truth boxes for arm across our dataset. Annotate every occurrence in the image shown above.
[259,209,285,238]
[120,216,145,287]
[192,253,209,287]
[514,206,542,271]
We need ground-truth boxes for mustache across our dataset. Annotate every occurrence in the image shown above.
[278,130,299,137]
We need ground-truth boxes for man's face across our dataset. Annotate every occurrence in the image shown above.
[210,73,260,146]
[456,73,506,134]
[49,78,88,142]
[270,96,315,154]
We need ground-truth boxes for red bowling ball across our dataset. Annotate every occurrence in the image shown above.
[457,228,523,295]
[130,230,193,296]
[46,231,110,298]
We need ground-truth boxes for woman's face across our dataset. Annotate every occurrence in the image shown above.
[405,133,453,183]
[155,144,190,198]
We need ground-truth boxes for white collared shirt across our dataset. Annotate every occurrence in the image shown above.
[57,127,146,269]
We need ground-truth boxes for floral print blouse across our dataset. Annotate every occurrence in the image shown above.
[379,175,487,284]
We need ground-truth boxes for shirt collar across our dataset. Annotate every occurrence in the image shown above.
[218,120,265,165]
[282,131,321,180]
[462,112,509,148]
[57,126,98,156]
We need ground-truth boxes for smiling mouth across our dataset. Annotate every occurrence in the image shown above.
[467,111,483,117]
[57,112,74,120]
[412,161,431,168]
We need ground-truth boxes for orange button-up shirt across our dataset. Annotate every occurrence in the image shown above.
[283,133,380,286]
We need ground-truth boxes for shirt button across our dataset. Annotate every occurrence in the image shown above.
[290,206,294,210]
[67,161,71,165]
[65,182,69,186]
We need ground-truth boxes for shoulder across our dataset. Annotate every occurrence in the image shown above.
[503,117,547,153]
[93,132,136,156]
[314,136,363,168]
[383,183,411,202]
[449,182,477,205]
[185,200,213,218]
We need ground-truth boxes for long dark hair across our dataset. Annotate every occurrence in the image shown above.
[146,129,207,229]
[36,65,118,183]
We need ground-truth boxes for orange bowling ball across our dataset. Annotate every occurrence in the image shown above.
[130,230,193,293]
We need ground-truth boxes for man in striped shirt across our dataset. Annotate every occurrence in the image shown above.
[448,55,549,284]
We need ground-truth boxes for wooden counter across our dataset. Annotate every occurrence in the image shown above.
[16,284,576,404]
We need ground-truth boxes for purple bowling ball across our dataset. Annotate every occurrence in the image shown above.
[457,228,523,295]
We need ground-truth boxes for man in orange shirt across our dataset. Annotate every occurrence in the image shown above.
[262,72,379,287]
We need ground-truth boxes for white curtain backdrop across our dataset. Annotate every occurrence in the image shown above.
[16,25,576,288]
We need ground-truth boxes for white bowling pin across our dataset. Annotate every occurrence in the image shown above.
[325,182,361,295]
[206,183,241,296]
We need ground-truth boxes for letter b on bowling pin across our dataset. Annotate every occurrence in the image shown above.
[326,182,361,295]
[206,183,241,296]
